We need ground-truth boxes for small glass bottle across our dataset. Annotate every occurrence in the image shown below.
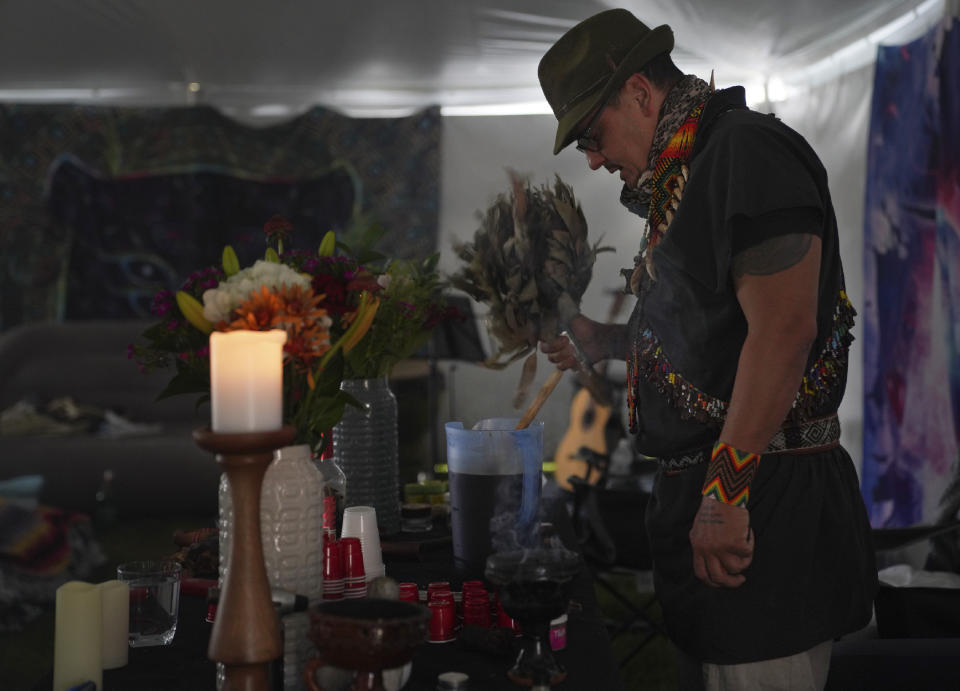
[316,435,346,535]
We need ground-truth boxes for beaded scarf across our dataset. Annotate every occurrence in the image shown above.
[624,98,707,433]
[638,100,705,278]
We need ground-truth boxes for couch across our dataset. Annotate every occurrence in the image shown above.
[0,320,220,518]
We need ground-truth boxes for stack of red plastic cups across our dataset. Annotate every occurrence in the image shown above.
[427,582,456,643]
[341,537,367,599]
[461,581,491,628]
[398,582,420,604]
[426,581,451,602]
[322,538,344,600]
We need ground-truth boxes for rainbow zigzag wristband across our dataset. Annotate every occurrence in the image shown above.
[701,442,760,507]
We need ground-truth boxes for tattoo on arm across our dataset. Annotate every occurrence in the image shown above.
[732,233,813,278]
[697,502,725,525]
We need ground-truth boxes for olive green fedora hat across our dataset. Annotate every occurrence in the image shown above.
[538,9,673,154]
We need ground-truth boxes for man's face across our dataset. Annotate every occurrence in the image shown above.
[575,78,659,189]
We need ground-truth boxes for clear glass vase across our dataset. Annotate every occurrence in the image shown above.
[333,377,401,536]
[218,443,324,691]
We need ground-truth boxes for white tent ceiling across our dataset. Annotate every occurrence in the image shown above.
[0,0,944,120]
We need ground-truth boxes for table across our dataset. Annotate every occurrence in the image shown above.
[51,490,622,691]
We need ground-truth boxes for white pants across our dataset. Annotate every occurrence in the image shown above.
[677,640,833,691]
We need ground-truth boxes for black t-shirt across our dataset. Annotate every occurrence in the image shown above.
[626,88,854,460]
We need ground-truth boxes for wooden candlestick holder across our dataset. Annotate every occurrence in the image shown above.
[193,425,296,691]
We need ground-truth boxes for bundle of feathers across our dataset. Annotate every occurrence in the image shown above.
[450,171,611,406]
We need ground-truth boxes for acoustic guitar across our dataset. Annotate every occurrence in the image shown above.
[553,291,628,491]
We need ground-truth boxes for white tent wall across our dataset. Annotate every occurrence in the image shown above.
[775,65,877,479]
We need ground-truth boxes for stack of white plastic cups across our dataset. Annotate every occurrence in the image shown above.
[340,506,385,581]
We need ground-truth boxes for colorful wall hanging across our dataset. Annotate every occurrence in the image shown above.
[0,104,440,326]
[862,16,960,527]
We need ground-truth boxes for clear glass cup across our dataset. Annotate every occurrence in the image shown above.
[117,560,182,647]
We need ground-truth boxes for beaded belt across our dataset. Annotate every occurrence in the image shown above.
[658,414,841,473]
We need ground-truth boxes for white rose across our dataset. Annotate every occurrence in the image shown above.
[202,288,232,324]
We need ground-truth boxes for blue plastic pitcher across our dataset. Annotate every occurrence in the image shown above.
[444,418,544,576]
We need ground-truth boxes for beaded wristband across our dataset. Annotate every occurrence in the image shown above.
[701,441,760,507]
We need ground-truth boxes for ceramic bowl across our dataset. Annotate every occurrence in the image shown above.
[306,598,429,684]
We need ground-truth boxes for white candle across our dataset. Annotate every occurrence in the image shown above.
[99,579,129,669]
[53,581,102,691]
[210,330,287,432]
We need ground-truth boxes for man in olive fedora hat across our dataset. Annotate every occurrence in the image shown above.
[538,8,877,690]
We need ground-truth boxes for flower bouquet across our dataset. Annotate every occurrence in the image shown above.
[130,214,456,454]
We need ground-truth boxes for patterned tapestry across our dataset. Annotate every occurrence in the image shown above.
[0,104,440,326]
[862,16,960,528]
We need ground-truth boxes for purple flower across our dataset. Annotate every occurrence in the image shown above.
[167,319,181,330]
[151,290,174,317]
[182,266,222,291]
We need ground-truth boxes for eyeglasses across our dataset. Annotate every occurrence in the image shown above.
[575,97,610,153]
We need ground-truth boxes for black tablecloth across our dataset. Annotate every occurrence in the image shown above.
[42,489,623,691]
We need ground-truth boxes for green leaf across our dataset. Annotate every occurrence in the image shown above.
[155,369,209,400]
[313,349,345,392]
[339,390,363,411]
[318,230,337,258]
[311,398,347,433]
[265,247,281,263]
[421,253,440,273]
[222,245,240,276]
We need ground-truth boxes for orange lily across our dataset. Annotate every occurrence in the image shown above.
[342,297,380,353]
[318,291,378,370]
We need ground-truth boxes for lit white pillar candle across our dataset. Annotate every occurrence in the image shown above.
[210,330,287,432]
[53,581,102,691]
[99,579,129,669]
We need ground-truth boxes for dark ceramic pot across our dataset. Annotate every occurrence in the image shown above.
[305,598,430,691]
